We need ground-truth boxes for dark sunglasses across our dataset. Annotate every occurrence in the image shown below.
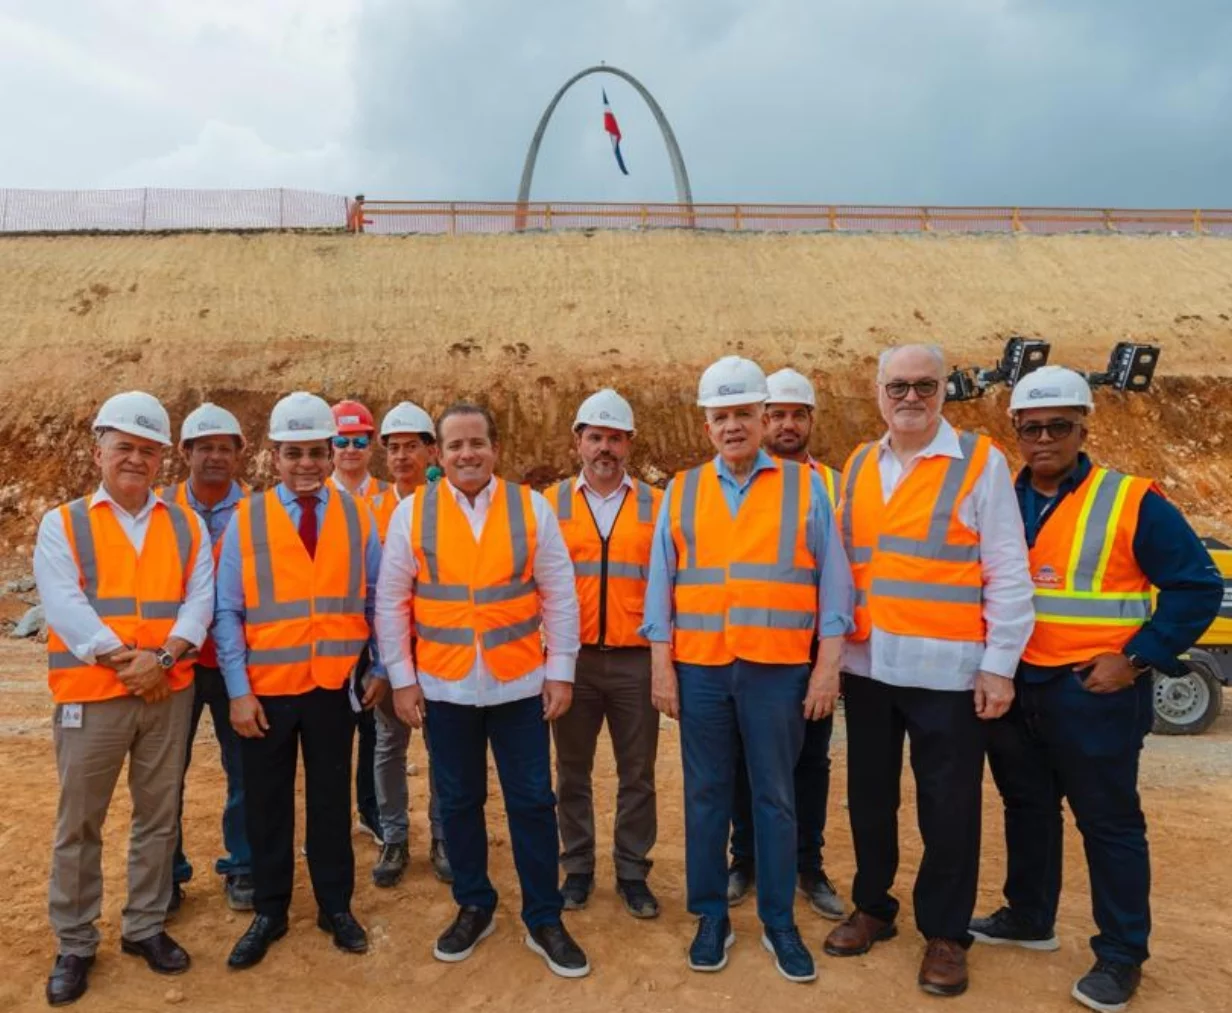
[332,435,371,450]
[1017,420,1077,442]
[884,379,940,400]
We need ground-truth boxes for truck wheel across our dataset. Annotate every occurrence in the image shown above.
[1152,660,1224,735]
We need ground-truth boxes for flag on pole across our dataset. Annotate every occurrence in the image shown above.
[602,89,629,176]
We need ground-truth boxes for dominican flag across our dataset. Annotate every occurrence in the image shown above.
[602,89,629,175]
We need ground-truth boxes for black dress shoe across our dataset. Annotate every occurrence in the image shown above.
[227,914,289,970]
[120,931,191,975]
[46,954,93,1006]
[616,878,661,919]
[317,911,369,954]
[525,922,590,979]
[561,872,594,911]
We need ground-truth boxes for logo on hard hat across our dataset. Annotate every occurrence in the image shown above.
[134,414,159,432]
[288,417,312,431]
[1028,387,1063,399]
[197,421,222,432]
[599,410,614,420]
[717,383,747,396]
[339,415,361,426]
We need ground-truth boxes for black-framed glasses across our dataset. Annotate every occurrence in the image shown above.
[883,379,940,400]
[1016,420,1077,442]
[280,445,331,461]
[332,435,371,450]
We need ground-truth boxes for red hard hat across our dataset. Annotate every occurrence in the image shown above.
[331,399,375,434]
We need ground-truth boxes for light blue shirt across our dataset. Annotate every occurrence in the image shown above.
[214,483,385,699]
[184,480,246,546]
[640,450,855,645]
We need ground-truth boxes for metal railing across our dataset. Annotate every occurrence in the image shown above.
[347,199,1232,236]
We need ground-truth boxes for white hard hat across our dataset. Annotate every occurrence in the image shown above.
[381,401,435,438]
[181,402,245,446]
[268,391,337,442]
[573,388,635,433]
[765,368,817,408]
[1008,365,1095,416]
[92,391,172,446]
[697,356,769,409]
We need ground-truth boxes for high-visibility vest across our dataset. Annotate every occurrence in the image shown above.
[668,459,818,666]
[47,497,201,704]
[157,480,248,668]
[369,488,400,543]
[329,474,388,502]
[234,489,372,696]
[811,461,839,508]
[1023,466,1155,666]
[550,476,662,648]
[410,479,543,682]
[839,429,992,643]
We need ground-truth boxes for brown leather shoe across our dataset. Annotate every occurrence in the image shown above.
[823,910,897,957]
[918,938,968,996]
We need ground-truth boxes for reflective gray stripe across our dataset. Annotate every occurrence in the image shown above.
[67,497,98,598]
[316,638,368,658]
[249,645,312,665]
[635,480,654,524]
[1034,596,1151,621]
[876,537,980,562]
[473,579,538,604]
[870,578,983,604]
[1072,470,1128,593]
[505,482,531,579]
[675,567,725,586]
[159,484,179,504]
[315,596,366,614]
[675,612,724,632]
[680,467,701,569]
[876,430,981,562]
[164,502,195,575]
[481,615,543,650]
[416,583,471,602]
[728,562,816,586]
[420,481,441,583]
[575,561,647,580]
[94,597,137,616]
[728,606,816,630]
[48,651,81,670]
[854,588,869,607]
[776,460,803,575]
[337,491,364,606]
[140,601,182,619]
[416,622,475,646]
[841,443,876,555]
[554,479,573,521]
[849,546,873,563]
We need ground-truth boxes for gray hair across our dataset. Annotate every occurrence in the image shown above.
[877,344,946,383]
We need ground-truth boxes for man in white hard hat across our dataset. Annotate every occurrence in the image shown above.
[368,401,450,889]
[375,401,591,979]
[727,367,845,919]
[548,389,664,919]
[214,391,388,969]
[160,403,254,914]
[971,366,1221,1012]
[643,356,854,983]
[35,391,215,1005]
[826,344,1034,999]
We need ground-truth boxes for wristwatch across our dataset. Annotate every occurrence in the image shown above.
[1126,654,1152,673]
[154,648,176,670]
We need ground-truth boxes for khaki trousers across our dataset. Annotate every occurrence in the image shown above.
[49,687,194,956]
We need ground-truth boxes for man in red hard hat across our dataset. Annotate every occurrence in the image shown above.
[330,399,385,847]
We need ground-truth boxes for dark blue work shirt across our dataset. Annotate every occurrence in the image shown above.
[1016,453,1223,681]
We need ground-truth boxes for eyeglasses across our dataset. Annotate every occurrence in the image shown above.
[883,379,940,400]
[280,446,331,461]
[1016,420,1077,442]
[331,435,371,450]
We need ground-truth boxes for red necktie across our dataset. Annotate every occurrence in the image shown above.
[297,496,318,558]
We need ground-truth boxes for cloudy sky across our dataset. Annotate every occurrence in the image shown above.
[2,0,1230,206]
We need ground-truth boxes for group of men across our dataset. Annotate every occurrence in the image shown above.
[35,345,1223,1013]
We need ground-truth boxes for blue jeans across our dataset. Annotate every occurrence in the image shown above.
[425,694,563,930]
[986,672,1154,965]
[678,659,808,930]
[174,666,251,883]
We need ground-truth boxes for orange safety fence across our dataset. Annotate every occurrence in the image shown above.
[348,200,1232,236]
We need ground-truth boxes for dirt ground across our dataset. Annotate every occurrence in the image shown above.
[0,639,1229,1013]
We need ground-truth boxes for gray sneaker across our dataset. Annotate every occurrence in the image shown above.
[798,870,844,920]
[225,873,255,911]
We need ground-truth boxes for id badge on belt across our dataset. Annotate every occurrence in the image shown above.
[58,704,84,729]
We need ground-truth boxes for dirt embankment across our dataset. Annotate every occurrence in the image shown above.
[0,230,1230,554]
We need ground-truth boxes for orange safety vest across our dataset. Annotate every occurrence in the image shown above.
[668,459,818,666]
[811,460,839,508]
[47,496,201,704]
[158,480,248,668]
[839,429,992,643]
[234,489,372,696]
[1023,466,1155,666]
[410,479,543,681]
[329,474,388,502]
[368,488,401,543]
[550,476,662,648]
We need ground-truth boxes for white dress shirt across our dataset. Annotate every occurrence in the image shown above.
[574,471,635,539]
[375,477,580,705]
[34,486,215,665]
[842,418,1034,691]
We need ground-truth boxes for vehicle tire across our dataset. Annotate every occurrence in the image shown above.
[1152,660,1224,735]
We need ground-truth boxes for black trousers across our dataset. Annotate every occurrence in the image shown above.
[355,707,377,823]
[843,673,984,942]
[240,687,355,919]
